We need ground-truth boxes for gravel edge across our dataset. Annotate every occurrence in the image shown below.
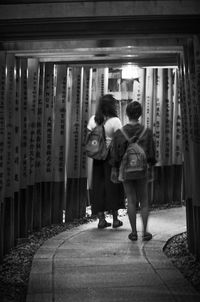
[0,216,96,302]
[163,231,200,293]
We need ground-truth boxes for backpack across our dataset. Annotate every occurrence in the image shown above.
[118,127,147,181]
[85,124,109,160]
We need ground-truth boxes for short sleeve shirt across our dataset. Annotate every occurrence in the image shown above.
[87,115,122,147]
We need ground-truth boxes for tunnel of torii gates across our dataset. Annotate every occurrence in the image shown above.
[0,37,200,262]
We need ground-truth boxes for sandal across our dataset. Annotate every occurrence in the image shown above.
[113,220,123,228]
[98,220,111,229]
[128,232,138,241]
[142,232,152,241]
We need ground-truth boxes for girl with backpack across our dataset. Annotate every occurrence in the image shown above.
[110,101,156,241]
[87,94,125,229]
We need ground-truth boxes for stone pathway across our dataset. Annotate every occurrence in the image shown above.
[26,207,200,302]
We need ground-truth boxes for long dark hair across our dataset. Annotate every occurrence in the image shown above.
[94,94,118,125]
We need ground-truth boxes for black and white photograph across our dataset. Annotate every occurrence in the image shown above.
[0,1,200,301]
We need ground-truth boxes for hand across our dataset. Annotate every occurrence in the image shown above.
[147,166,154,182]
[110,167,120,183]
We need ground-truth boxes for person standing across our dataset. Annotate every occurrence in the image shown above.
[110,101,156,241]
[87,94,125,229]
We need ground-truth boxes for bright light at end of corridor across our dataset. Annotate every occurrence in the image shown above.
[121,64,139,79]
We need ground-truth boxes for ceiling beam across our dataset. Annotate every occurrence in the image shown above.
[0,15,199,41]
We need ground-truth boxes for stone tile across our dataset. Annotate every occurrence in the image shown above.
[54,254,145,267]
[54,263,153,275]
[171,293,200,302]
[59,240,134,250]
[34,248,55,259]
[146,258,175,269]
[55,241,143,259]
[67,228,130,243]
[54,267,163,290]
[144,250,176,269]
[31,259,52,274]
[26,293,52,302]
[50,230,82,240]
[42,239,64,249]
[156,268,198,294]
[54,286,173,302]
[27,273,52,294]
[144,249,169,259]
[143,240,165,250]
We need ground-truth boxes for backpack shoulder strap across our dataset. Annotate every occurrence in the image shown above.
[120,126,146,143]
[99,123,106,140]
[120,127,133,143]
[138,127,146,141]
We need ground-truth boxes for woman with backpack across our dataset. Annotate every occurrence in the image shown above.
[87,94,125,229]
[110,101,156,241]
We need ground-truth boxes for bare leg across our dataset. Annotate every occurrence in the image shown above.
[137,178,152,240]
[123,181,137,235]
[141,203,149,235]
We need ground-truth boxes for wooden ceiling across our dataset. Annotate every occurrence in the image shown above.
[1,13,199,67]
[1,36,184,67]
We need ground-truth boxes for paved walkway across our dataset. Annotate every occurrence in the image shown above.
[26,206,200,302]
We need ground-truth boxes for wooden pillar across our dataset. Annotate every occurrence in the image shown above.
[33,182,42,230]
[3,197,14,255]
[19,188,28,238]
[0,52,6,262]
[163,166,173,204]
[4,54,15,250]
[193,206,200,260]
[41,62,54,226]
[13,58,21,244]
[0,202,4,262]
[52,64,68,224]
[26,185,34,233]
[19,58,28,238]
[66,67,83,221]
[14,192,20,243]
[52,182,65,224]
[65,66,92,221]
[41,182,53,227]
[172,165,182,204]
[34,62,45,230]
[26,58,39,233]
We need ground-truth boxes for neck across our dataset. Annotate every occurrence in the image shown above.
[129,119,139,125]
